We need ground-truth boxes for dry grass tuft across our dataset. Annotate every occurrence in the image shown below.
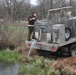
[52,56,76,75]
[0,21,28,49]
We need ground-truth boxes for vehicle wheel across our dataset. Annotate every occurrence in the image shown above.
[65,28,71,41]
[68,44,76,56]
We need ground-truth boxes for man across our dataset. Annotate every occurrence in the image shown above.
[28,12,38,41]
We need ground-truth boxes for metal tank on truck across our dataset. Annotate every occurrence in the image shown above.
[26,6,76,56]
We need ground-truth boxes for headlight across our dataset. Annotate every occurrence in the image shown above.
[35,32,39,39]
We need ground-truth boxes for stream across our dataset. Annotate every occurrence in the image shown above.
[0,63,19,75]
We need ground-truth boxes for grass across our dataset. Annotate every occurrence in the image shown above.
[19,56,74,75]
[0,22,28,49]
[0,49,20,64]
[6,25,28,44]
[18,56,60,75]
[19,63,28,75]
[0,49,74,75]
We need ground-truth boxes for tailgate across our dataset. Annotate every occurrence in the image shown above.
[25,40,60,52]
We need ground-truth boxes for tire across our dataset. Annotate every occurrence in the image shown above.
[68,44,76,56]
[65,28,71,41]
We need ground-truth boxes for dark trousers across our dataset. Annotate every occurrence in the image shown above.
[28,26,35,41]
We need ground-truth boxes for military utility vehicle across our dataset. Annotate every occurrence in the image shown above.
[26,6,76,56]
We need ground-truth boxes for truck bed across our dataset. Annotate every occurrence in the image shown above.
[59,37,76,46]
[25,37,76,52]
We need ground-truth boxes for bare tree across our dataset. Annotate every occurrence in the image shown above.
[0,0,32,21]
[0,0,76,21]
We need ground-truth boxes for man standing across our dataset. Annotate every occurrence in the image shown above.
[28,12,38,41]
